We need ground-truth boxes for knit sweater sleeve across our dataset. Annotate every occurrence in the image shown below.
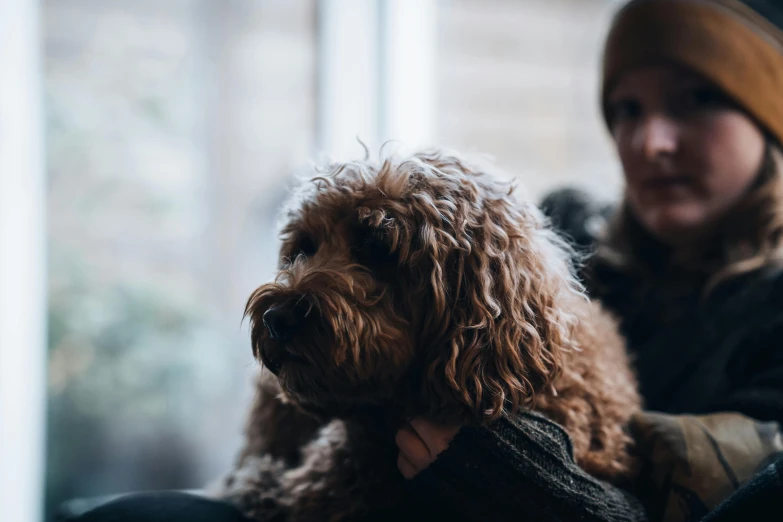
[408,411,648,522]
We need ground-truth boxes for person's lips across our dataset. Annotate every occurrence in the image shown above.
[640,176,694,198]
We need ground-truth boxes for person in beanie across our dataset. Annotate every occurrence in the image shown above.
[395,1,783,521]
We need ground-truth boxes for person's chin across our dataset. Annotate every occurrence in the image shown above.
[641,206,709,246]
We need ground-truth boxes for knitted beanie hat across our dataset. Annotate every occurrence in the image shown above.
[601,0,783,144]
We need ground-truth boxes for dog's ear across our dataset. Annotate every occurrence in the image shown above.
[418,187,581,424]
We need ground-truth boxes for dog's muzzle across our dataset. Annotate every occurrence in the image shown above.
[263,304,301,342]
[261,302,309,375]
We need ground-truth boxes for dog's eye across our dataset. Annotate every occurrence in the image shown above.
[294,236,318,258]
[354,230,395,266]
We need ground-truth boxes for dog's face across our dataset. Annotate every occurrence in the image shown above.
[246,151,581,423]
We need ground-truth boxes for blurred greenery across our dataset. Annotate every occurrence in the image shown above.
[45,248,228,516]
[41,1,297,517]
[42,4,228,514]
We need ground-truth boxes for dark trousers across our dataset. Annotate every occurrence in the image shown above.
[57,491,253,522]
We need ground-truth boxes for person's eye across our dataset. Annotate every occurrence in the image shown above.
[676,86,732,114]
[608,99,642,125]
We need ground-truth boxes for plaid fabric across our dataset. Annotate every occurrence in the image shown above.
[631,412,783,522]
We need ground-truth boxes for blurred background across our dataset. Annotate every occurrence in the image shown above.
[0,0,625,520]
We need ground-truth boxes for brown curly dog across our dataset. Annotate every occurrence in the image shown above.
[213,150,641,521]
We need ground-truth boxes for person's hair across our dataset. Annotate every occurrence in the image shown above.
[594,139,783,294]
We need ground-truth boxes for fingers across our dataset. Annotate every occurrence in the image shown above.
[409,417,460,457]
[395,423,433,478]
[395,418,462,479]
[397,450,418,479]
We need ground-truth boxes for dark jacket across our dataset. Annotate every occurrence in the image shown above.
[410,189,783,521]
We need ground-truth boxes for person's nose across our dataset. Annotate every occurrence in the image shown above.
[634,114,679,161]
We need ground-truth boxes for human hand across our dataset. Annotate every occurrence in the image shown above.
[395,417,461,479]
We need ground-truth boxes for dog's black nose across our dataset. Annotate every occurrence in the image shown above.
[263,304,299,342]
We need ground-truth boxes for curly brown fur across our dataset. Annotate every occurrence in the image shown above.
[214,150,641,520]
[236,373,323,467]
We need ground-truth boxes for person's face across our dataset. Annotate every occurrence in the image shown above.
[607,65,766,245]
